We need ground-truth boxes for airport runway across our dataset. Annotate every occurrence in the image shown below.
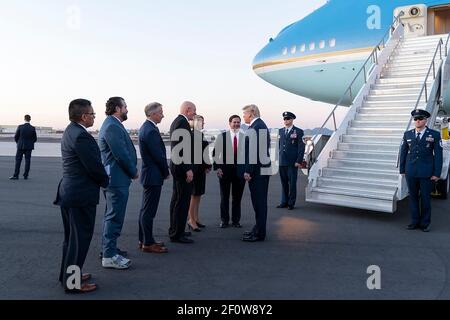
[1,156,450,300]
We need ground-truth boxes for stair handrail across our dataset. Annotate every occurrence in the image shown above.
[404,38,446,132]
[314,13,404,135]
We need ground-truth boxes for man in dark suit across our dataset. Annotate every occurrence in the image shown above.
[242,104,271,242]
[138,102,170,254]
[169,101,196,243]
[213,115,246,228]
[400,109,443,233]
[278,112,305,210]
[99,97,138,270]
[10,114,37,180]
[54,99,109,293]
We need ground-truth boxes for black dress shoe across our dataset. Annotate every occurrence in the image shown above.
[277,204,288,209]
[9,176,18,180]
[421,226,431,233]
[288,206,295,210]
[99,248,128,259]
[219,222,229,229]
[242,235,265,242]
[196,222,206,228]
[243,231,253,237]
[188,223,201,232]
[171,237,194,244]
[23,176,28,180]
[184,231,192,237]
[406,224,419,230]
[232,223,242,228]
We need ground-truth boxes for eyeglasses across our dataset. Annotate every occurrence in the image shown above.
[284,117,293,121]
[414,117,425,121]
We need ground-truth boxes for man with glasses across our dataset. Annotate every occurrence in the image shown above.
[400,109,443,233]
[54,99,109,293]
[277,112,305,211]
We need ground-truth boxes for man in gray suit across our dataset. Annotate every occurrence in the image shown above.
[99,97,138,270]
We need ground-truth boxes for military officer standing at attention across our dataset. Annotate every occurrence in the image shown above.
[400,109,443,232]
[277,112,305,210]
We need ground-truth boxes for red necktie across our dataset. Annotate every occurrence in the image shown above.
[233,135,238,163]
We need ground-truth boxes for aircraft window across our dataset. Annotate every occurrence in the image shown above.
[319,40,325,49]
[282,47,288,55]
[309,42,315,51]
[300,44,306,52]
[329,38,336,48]
[291,46,297,54]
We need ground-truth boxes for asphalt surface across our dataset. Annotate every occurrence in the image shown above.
[1,156,450,300]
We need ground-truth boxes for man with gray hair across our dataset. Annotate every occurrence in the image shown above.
[242,104,271,242]
[138,102,170,253]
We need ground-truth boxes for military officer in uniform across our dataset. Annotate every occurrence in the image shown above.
[277,112,305,210]
[400,109,443,232]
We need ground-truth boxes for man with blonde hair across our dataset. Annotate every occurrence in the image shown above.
[242,104,271,242]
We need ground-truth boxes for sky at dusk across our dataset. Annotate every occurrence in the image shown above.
[0,0,346,132]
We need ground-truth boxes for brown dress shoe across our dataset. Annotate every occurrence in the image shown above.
[65,283,97,294]
[82,273,92,282]
[140,241,165,249]
[142,244,168,254]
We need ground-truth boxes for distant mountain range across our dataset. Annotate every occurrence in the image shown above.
[303,128,334,136]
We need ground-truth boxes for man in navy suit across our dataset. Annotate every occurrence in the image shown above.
[10,114,37,180]
[400,109,443,232]
[169,101,196,244]
[213,115,246,228]
[54,99,109,293]
[99,97,138,269]
[242,104,271,242]
[278,112,305,210]
[138,102,170,254]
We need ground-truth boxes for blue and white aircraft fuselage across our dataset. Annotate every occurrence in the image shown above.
[253,0,450,108]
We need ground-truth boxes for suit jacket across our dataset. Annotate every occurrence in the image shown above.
[139,120,169,187]
[213,131,245,179]
[15,123,37,151]
[245,118,271,178]
[400,127,443,178]
[169,115,194,179]
[279,126,305,166]
[99,116,138,188]
[54,122,109,208]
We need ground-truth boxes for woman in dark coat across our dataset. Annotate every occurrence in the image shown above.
[188,115,211,231]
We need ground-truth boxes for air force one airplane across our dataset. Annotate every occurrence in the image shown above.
[253,0,450,109]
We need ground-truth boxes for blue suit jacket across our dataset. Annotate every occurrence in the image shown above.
[279,126,305,167]
[244,118,271,178]
[138,120,169,187]
[15,123,37,151]
[99,116,138,187]
[400,127,443,178]
[54,122,109,208]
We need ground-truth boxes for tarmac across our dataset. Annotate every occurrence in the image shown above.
[1,156,450,300]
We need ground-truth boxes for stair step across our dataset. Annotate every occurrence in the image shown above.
[328,158,398,171]
[364,99,419,106]
[355,113,410,121]
[322,167,399,181]
[376,77,428,84]
[370,88,424,95]
[342,134,402,144]
[381,70,429,78]
[311,186,394,201]
[332,150,398,161]
[366,93,422,101]
[347,127,405,135]
[351,120,409,128]
[385,60,432,68]
[358,107,413,115]
[338,142,400,152]
[383,64,433,73]
[317,177,398,192]
[306,190,396,213]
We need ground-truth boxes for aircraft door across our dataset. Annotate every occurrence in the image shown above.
[394,4,428,38]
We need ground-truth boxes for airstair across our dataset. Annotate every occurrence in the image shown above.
[306,16,449,213]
